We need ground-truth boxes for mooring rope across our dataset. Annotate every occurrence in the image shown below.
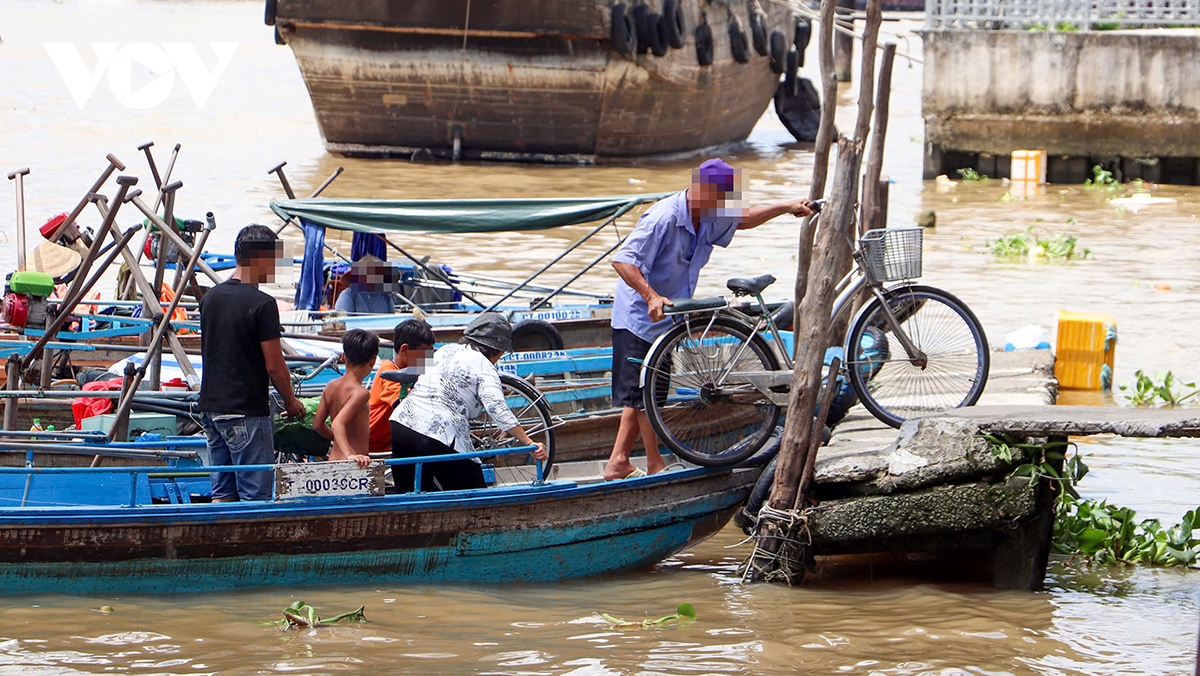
[739,504,816,585]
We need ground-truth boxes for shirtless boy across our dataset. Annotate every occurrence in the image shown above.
[315,329,380,469]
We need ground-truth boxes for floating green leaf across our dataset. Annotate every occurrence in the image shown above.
[601,604,697,630]
[269,601,368,629]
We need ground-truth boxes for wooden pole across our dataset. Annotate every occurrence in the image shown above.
[833,0,855,82]
[767,138,862,513]
[796,356,842,505]
[3,357,20,431]
[745,0,884,583]
[791,0,841,339]
[105,216,214,441]
[850,0,883,145]
[860,43,897,235]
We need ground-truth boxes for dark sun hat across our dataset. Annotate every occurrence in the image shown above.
[463,312,512,353]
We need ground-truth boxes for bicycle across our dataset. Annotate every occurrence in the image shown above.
[638,219,990,467]
[469,373,557,485]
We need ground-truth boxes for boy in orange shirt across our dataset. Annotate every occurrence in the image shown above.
[367,319,435,454]
[315,329,380,468]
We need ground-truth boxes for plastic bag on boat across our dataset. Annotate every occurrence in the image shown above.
[272,397,327,460]
[71,378,124,428]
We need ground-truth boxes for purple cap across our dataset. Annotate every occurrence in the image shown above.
[697,158,736,193]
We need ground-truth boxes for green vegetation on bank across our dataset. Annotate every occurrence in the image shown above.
[983,434,1200,568]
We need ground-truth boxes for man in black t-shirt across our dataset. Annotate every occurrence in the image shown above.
[199,225,304,501]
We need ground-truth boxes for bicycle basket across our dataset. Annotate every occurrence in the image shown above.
[859,227,922,282]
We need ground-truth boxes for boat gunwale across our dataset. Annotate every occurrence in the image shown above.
[0,466,753,525]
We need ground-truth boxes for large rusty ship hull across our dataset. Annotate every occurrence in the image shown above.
[271,1,796,160]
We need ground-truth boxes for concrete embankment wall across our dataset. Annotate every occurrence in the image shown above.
[922,29,1200,183]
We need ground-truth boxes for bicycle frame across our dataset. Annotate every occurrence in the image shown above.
[660,243,927,392]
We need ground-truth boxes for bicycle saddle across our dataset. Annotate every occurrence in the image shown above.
[727,274,776,296]
[379,369,419,385]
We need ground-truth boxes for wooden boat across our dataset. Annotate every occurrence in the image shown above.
[0,440,759,594]
[268,0,800,160]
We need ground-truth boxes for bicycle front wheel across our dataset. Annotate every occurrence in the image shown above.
[472,374,556,484]
[642,316,781,467]
[845,284,989,428]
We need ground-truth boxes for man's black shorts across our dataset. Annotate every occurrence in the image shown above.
[611,328,652,409]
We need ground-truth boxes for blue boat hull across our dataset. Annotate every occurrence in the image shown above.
[0,467,755,595]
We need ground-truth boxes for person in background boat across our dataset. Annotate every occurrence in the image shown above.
[314,329,380,469]
[334,254,397,315]
[367,319,436,455]
[603,158,815,481]
[389,313,548,492]
[199,225,305,501]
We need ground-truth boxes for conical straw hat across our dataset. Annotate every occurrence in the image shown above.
[30,241,82,279]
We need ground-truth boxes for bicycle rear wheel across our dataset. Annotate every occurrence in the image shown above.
[845,284,989,428]
[642,316,781,467]
[471,374,556,484]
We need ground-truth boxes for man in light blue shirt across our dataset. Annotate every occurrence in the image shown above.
[604,158,814,480]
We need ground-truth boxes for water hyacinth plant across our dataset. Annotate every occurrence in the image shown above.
[1055,497,1200,567]
[1120,370,1200,407]
[986,225,1089,260]
[985,434,1200,568]
[956,167,987,181]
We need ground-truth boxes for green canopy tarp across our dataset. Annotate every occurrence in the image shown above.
[269,193,671,235]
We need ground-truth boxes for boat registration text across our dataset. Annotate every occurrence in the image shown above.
[274,461,386,500]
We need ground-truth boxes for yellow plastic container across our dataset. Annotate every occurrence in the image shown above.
[1055,311,1117,390]
[1011,150,1047,184]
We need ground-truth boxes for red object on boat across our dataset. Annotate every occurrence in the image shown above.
[71,379,124,428]
[39,213,68,240]
[1,294,30,329]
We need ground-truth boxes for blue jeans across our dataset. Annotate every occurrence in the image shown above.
[201,413,275,501]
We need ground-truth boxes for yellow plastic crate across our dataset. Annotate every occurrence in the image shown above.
[1055,311,1117,390]
[1011,150,1047,184]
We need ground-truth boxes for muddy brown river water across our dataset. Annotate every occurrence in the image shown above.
[1,2,1199,674]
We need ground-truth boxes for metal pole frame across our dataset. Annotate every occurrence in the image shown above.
[483,198,641,311]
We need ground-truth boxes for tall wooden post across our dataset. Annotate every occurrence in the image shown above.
[834,0,855,82]
[744,0,886,584]
[3,356,20,431]
[860,43,897,235]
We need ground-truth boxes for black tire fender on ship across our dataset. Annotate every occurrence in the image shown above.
[649,11,670,56]
[794,17,812,67]
[264,0,277,26]
[274,25,286,45]
[632,4,653,55]
[694,22,714,66]
[729,19,751,64]
[662,0,686,49]
[768,29,787,74]
[511,319,565,352]
[783,46,800,97]
[611,3,638,56]
[749,8,769,57]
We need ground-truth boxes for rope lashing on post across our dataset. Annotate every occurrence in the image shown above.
[739,504,818,585]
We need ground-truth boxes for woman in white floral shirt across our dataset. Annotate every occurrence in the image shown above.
[389,313,548,492]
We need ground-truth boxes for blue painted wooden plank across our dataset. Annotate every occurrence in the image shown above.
[0,468,714,526]
[0,519,702,594]
[0,473,152,507]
